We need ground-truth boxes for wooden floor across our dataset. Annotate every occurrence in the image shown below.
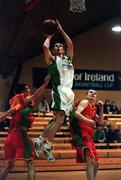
[6,169,121,180]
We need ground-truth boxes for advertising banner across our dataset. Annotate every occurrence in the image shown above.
[33,68,121,90]
[73,69,121,90]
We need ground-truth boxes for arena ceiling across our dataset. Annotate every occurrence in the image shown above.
[0,0,120,76]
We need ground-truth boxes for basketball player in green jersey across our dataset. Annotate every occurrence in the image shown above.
[34,20,74,162]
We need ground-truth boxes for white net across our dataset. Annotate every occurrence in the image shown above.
[69,0,86,13]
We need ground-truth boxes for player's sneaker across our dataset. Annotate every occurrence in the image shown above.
[42,142,55,162]
[34,137,43,159]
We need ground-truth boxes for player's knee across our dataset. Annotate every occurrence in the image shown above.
[86,156,95,167]
[56,111,65,125]
[57,118,64,126]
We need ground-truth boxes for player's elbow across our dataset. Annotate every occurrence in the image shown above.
[68,41,73,49]
[43,44,49,51]
[74,111,80,119]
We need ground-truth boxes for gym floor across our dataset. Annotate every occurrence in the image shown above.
[6,169,121,180]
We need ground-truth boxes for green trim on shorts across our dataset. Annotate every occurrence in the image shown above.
[53,86,61,110]
[21,107,33,159]
[21,129,32,159]
[48,58,60,87]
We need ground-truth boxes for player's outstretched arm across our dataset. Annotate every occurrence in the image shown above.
[56,19,73,59]
[26,74,50,103]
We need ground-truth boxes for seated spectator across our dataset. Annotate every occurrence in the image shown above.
[38,98,50,116]
[106,125,119,145]
[102,121,109,134]
[117,126,121,143]
[103,99,111,114]
[118,107,121,114]
[94,124,106,143]
[0,118,10,137]
[110,101,119,114]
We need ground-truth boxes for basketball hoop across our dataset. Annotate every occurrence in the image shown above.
[69,0,86,13]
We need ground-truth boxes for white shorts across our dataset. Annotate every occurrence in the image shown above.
[51,86,75,116]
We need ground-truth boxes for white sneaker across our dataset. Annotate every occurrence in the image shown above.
[42,142,55,163]
[34,138,43,159]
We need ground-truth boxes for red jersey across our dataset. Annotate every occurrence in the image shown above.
[9,93,35,130]
[77,104,96,137]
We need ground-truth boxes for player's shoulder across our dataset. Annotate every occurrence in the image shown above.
[80,99,89,106]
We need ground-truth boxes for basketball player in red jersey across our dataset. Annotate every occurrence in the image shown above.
[70,89,103,180]
[0,75,49,180]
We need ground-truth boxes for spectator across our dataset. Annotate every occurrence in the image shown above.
[0,118,10,137]
[103,121,109,134]
[110,101,119,114]
[117,126,121,143]
[38,98,50,116]
[118,107,121,114]
[106,125,119,144]
[94,124,106,143]
[103,99,111,114]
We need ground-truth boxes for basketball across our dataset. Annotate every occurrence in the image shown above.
[42,19,57,35]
